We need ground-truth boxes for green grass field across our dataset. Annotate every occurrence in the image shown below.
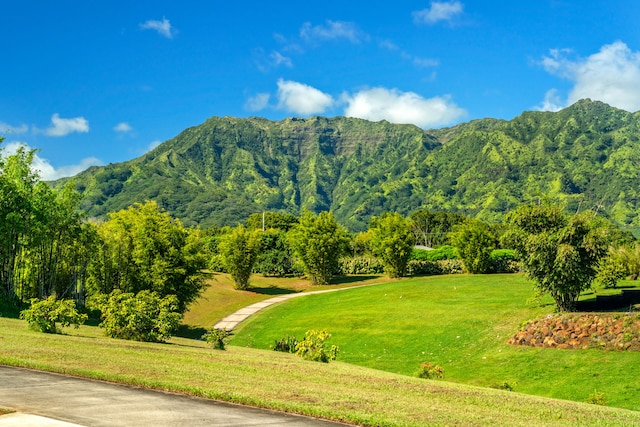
[230,274,640,410]
[2,316,640,426]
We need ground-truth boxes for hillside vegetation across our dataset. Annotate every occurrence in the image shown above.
[56,99,640,231]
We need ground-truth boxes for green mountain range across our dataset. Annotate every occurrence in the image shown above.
[57,99,640,232]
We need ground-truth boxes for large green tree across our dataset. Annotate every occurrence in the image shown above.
[287,210,350,285]
[87,201,206,312]
[505,204,610,312]
[218,224,260,289]
[450,219,497,274]
[368,212,415,278]
[0,142,93,302]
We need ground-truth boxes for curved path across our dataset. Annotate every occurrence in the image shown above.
[214,283,380,331]
[0,366,347,426]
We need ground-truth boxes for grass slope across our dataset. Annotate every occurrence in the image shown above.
[1,317,639,426]
[231,274,640,410]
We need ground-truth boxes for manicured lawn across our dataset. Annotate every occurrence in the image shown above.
[1,316,640,426]
[231,274,640,410]
[182,272,396,329]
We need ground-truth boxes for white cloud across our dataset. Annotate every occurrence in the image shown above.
[244,93,270,112]
[1,141,102,180]
[140,17,176,39]
[539,41,640,112]
[114,122,133,133]
[0,122,28,134]
[342,87,466,128]
[276,79,334,115]
[535,89,563,112]
[253,49,293,72]
[44,114,89,137]
[300,20,367,44]
[413,1,464,25]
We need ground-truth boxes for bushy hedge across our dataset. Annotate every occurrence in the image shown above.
[489,249,520,273]
[407,259,465,276]
[339,256,385,275]
[411,245,458,262]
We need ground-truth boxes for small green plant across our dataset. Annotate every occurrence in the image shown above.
[417,362,444,379]
[202,328,231,350]
[492,381,516,391]
[272,335,299,353]
[20,296,87,333]
[586,390,607,405]
[294,329,339,363]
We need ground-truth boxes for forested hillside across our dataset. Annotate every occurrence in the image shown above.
[56,99,640,232]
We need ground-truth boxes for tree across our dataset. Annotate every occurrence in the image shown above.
[450,219,497,274]
[287,210,350,285]
[409,209,467,248]
[505,204,610,312]
[368,212,415,277]
[596,244,640,288]
[218,224,260,289]
[87,201,206,313]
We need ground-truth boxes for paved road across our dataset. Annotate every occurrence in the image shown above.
[0,366,347,426]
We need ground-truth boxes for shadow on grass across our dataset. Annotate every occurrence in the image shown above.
[175,324,208,340]
[248,286,298,296]
[329,275,380,285]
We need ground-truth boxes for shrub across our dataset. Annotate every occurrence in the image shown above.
[295,329,339,363]
[272,335,299,353]
[417,362,444,379]
[96,290,181,342]
[586,390,607,405]
[339,256,385,275]
[20,296,87,333]
[202,328,231,350]
[411,245,458,262]
[490,249,520,273]
[407,259,465,276]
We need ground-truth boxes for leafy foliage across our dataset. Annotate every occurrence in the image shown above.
[596,244,640,288]
[417,362,445,380]
[294,329,339,363]
[450,220,498,274]
[95,290,181,342]
[86,201,206,312]
[506,204,610,311]
[20,296,87,333]
[287,210,350,285]
[202,328,231,350]
[218,224,260,289]
[368,212,416,277]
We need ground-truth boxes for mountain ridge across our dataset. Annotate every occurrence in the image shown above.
[56,99,640,232]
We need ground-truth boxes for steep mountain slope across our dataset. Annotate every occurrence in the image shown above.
[57,100,640,231]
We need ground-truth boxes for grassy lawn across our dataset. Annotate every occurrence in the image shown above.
[230,274,640,410]
[2,316,640,426]
[182,272,396,330]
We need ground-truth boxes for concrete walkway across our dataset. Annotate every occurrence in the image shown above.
[0,366,347,426]
[214,284,376,331]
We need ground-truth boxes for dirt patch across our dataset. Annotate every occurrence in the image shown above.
[508,313,640,350]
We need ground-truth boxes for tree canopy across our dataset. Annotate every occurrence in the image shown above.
[505,204,610,311]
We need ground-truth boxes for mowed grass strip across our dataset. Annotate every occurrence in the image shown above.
[231,274,640,411]
[182,272,396,328]
[1,317,639,426]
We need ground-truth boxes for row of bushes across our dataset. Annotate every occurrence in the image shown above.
[212,246,518,277]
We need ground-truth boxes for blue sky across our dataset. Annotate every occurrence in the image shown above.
[2,1,640,180]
